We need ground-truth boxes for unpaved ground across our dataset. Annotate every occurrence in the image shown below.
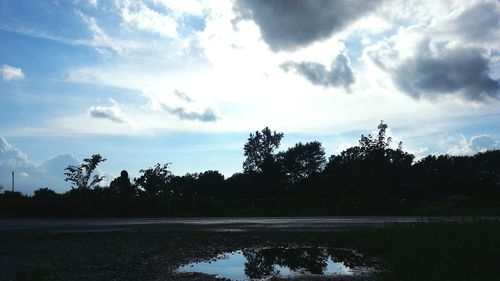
[0,226,378,281]
[0,217,441,232]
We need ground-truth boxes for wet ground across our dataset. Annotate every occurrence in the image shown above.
[0,228,379,281]
[0,216,456,232]
[0,217,488,281]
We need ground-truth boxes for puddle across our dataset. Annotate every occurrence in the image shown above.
[178,247,371,280]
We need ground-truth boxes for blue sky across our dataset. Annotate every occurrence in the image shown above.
[0,0,499,194]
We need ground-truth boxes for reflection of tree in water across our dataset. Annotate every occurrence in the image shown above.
[243,248,278,279]
[243,247,329,279]
[327,248,365,268]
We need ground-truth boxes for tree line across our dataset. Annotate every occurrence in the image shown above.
[1,121,499,217]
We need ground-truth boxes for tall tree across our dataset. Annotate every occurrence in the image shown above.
[135,163,172,197]
[64,154,106,189]
[196,170,225,198]
[243,127,284,173]
[325,121,414,199]
[359,121,392,156]
[278,141,326,185]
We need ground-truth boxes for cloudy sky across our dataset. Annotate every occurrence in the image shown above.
[0,0,499,194]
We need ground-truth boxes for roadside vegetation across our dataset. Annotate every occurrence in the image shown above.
[336,220,500,281]
[1,121,499,217]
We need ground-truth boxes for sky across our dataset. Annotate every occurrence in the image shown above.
[0,0,499,194]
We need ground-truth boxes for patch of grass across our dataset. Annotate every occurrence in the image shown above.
[14,266,52,281]
[331,221,500,281]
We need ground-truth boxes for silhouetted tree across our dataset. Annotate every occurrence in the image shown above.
[32,188,61,216]
[225,172,254,199]
[33,188,58,200]
[196,170,225,198]
[3,122,500,218]
[474,150,500,195]
[243,127,284,173]
[325,121,414,201]
[64,154,106,189]
[242,127,285,197]
[278,141,326,185]
[135,163,172,197]
[359,121,392,152]
[171,173,198,199]
[412,151,500,199]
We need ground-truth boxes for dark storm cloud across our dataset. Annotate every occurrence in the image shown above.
[161,105,218,122]
[281,54,355,88]
[448,1,500,43]
[89,105,127,124]
[233,0,380,51]
[394,46,499,101]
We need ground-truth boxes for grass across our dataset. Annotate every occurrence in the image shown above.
[328,220,500,281]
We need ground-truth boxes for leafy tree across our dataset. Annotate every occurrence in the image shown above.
[171,171,226,199]
[412,151,500,199]
[171,173,198,198]
[135,163,172,197]
[243,127,284,173]
[474,150,500,192]
[359,121,392,152]
[325,121,414,200]
[33,188,59,200]
[278,141,326,185]
[352,121,414,166]
[225,172,253,199]
[196,170,225,198]
[64,154,106,189]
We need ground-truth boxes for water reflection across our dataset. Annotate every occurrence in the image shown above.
[178,247,367,280]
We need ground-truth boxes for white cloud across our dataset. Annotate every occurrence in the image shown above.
[1,65,25,81]
[1,0,500,179]
[447,135,499,155]
[153,0,207,16]
[0,137,79,194]
[88,0,98,8]
[78,11,123,54]
[115,0,178,38]
[0,137,29,167]
[431,1,500,48]
[7,0,498,142]
[88,99,132,125]
[339,142,356,152]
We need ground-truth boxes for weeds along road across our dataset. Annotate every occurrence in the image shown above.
[0,216,483,232]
